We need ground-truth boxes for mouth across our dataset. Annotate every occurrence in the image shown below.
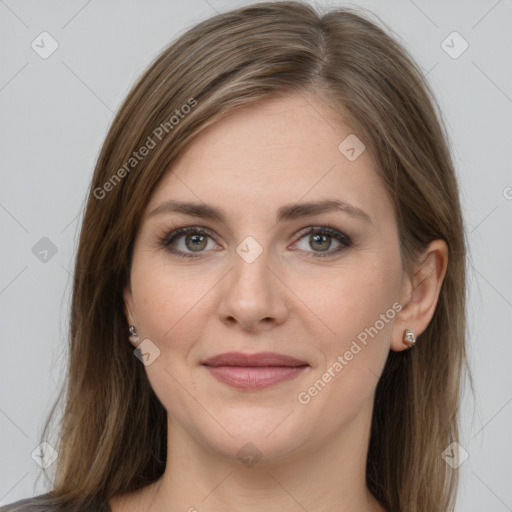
[201,352,309,390]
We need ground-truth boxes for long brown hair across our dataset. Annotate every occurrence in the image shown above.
[2,2,472,511]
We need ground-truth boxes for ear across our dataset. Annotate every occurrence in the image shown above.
[123,284,139,347]
[391,239,448,352]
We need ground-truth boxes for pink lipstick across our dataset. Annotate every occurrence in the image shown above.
[201,352,309,390]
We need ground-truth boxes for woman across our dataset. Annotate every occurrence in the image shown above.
[1,1,471,511]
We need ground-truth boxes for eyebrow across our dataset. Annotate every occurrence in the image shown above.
[149,198,372,224]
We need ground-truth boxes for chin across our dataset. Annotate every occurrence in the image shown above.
[193,406,315,465]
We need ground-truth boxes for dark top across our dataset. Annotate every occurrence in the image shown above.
[0,496,112,512]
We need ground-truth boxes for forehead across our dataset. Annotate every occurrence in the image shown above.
[145,93,391,224]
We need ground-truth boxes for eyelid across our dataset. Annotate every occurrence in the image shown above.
[160,225,217,246]
[293,224,351,244]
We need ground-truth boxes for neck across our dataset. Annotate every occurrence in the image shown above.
[144,402,386,512]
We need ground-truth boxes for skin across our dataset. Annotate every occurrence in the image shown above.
[113,92,448,512]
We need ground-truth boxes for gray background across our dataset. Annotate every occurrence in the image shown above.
[1,0,511,510]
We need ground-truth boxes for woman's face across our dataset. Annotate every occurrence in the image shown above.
[125,93,408,462]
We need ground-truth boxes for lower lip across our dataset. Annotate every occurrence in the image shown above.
[203,365,308,390]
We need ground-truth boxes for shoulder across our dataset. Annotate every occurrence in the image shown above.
[0,495,111,512]
[0,495,53,512]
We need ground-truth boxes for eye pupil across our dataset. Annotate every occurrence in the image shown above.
[310,233,331,251]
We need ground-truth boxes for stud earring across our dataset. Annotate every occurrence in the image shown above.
[128,325,139,345]
[402,328,416,349]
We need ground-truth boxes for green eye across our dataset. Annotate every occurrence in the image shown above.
[161,225,352,259]
[293,226,352,258]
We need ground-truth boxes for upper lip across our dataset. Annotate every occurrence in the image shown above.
[201,352,308,367]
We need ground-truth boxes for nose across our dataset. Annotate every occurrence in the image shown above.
[217,246,289,332]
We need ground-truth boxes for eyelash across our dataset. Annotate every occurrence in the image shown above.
[159,224,352,259]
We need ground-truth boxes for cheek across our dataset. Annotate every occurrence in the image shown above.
[298,255,401,397]
[294,271,399,430]
[342,272,396,340]
[129,259,208,414]
[130,254,216,355]
[298,259,399,345]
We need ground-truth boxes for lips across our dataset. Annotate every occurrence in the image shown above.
[201,352,307,367]
[201,352,309,390]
